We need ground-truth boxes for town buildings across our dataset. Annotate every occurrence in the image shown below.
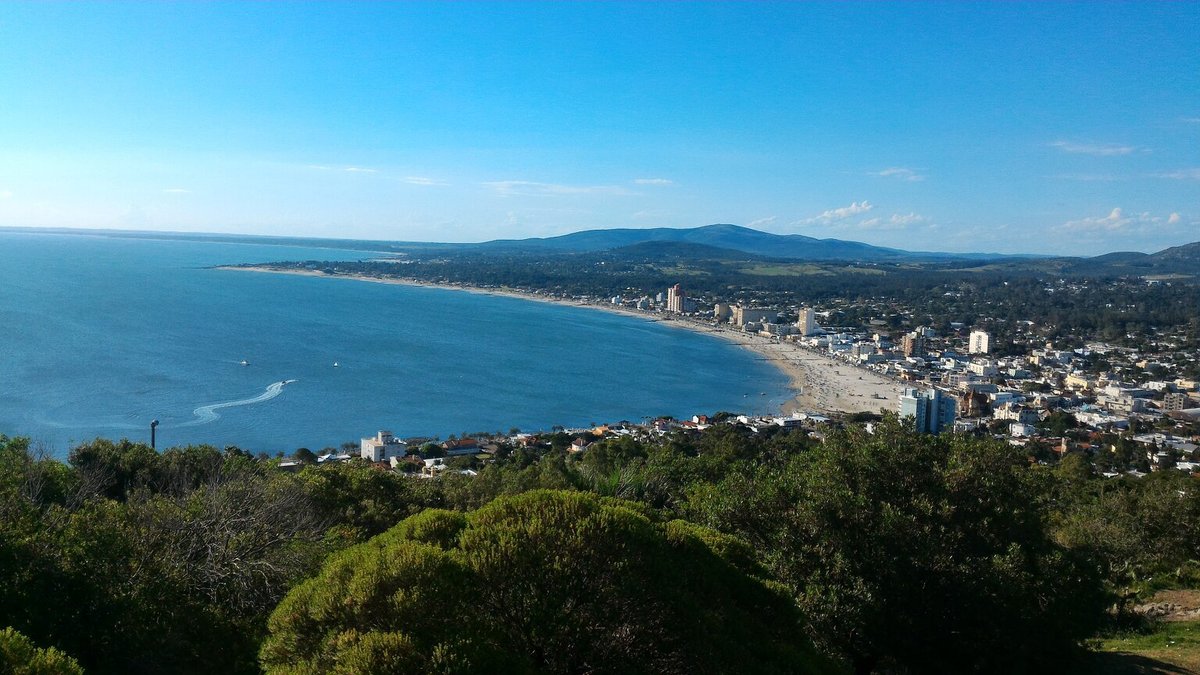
[899,386,957,434]
[732,305,777,327]
[969,330,991,355]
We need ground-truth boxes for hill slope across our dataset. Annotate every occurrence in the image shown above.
[478,224,918,261]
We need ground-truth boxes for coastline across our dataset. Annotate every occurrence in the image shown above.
[217,265,901,417]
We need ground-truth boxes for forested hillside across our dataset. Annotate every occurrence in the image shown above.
[3,419,1197,673]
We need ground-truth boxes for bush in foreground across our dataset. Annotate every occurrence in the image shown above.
[0,627,83,675]
[261,489,835,674]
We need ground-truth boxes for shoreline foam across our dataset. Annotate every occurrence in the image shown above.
[217,265,902,417]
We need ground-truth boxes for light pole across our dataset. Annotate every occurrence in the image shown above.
[150,419,159,450]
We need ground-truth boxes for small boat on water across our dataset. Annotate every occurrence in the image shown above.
[333,362,340,367]
[240,359,249,366]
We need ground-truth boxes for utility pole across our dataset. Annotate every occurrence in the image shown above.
[150,419,159,450]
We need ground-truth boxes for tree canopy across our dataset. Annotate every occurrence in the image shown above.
[0,627,83,675]
[685,418,1109,675]
[261,489,834,674]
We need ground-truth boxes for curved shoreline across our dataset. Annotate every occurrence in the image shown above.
[217,265,901,417]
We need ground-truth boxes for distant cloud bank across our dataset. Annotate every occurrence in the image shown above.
[1049,140,1141,156]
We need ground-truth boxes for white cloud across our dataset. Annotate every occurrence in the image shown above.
[633,178,673,186]
[746,216,777,229]
[483,180,633,197]
[1060,207,1172,232]
[403,176,448,186]
[344,166,378,174]
[162,188,190,194]
[1155,168,1200,180]
[1062,207,1131,231]
[0,190,11,199]
[856,212,928,230]
[887,212,927,226]
[803,200,874,224]
[870,167,925,182]
[1049,140,1140,156]
[1182,117,1200,124]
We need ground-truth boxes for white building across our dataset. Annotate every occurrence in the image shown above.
[361,430,408,462]
[796,307,818,336]
[969,330,991,355]
[666,284,685,313]
[732,305,776,327]
[968,360,998,377]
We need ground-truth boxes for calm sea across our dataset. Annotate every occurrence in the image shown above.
[0,231,791,456]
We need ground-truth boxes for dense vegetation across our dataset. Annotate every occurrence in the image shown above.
[2,419,1198,673]
[262,490,831,674]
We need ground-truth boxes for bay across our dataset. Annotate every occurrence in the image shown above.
[0,230,791,456]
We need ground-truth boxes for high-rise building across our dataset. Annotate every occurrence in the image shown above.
[732,305,776,327]
[666,284,685,313]
[901,332,926,357]
[969,330,991,354]
[899,387,956,434]
[796,307,817,336]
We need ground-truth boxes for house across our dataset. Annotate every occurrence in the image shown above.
[441,438,479,456]
[421,458,448,478]
[569,437,593,453]
[361,430,408,462]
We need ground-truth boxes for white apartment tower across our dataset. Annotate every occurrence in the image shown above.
[796,307,817,336]
[969,330,991,355]
[666,284,685,313]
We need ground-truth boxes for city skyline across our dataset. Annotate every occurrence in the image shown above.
[1,2,1197,256]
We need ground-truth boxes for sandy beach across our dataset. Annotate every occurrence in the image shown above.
[218,266,902,417]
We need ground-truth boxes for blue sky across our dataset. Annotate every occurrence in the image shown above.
[0,3,1196,255]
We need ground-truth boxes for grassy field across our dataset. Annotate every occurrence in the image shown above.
[1083,618,1200,674]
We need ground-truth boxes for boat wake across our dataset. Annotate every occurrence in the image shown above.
[179,379,296,427]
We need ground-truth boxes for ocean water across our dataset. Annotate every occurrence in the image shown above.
[0,231,791,455]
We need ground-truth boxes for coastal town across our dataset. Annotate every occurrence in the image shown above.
[280,276,1200,482]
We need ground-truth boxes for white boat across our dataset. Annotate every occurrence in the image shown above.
[240,359,249,366]
[333,361,340,367]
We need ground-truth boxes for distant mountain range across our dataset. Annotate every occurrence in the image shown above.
[479,223,976,261]
[4,224,1197,274]
[477,224,1198,274]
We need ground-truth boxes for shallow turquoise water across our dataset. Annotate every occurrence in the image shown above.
[0,231,791,455]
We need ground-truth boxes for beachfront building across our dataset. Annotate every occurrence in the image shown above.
[666,284,686,313]
[899,387,956,434]
[969,330,991,354]
[796,307,818,336]
[732,305,777,328]
[714,302,732,322]
[361,430,408,462]
[901,332,926,357]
